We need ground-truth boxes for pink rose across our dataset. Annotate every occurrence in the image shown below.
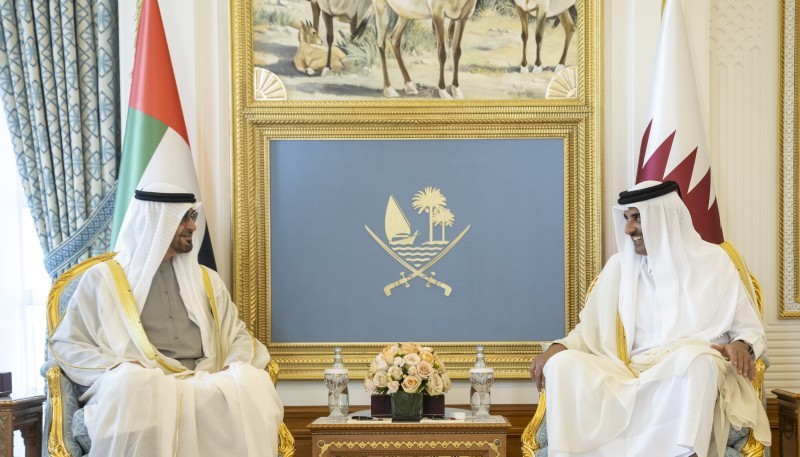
[416,361,434,379]
[401,375,422,393]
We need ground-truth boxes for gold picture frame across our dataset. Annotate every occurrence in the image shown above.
[230,0,602,378]
[780,0,800,318]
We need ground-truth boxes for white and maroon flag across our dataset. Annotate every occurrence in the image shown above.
[636,0,723,244]
[111,0,215,267]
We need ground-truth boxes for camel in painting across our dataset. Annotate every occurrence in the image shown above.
[373,0,478,99]
[308,0,373,74]
[514,0,576,73]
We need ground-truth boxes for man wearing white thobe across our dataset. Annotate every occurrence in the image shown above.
[51,183,284,456]
[529,180,770,457]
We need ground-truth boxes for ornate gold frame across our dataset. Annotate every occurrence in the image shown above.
[780,0,800,318]
[230,0,602,379]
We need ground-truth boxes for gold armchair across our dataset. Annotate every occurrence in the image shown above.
[43,253,295,457]
[521,242,769,457]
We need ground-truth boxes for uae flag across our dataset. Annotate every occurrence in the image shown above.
[111,0,215,268]
[636,0,723,244]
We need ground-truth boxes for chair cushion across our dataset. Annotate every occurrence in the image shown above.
[59,278,81,316]
[73,408,92,454]
[534,411,549,451]
[726,424,749,451]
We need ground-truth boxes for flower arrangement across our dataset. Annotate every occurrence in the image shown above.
[364,342,451,396]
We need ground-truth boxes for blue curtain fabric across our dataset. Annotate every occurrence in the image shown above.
[0,0,119,279]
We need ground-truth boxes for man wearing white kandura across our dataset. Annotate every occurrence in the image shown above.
[529,180,770,457]
[51,182,283,456]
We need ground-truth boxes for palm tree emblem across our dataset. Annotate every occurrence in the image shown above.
[433,207,455,242]
[412,186,447,244]
[365,187,470,296]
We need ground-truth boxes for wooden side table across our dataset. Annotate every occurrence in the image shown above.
[0,394,46,457]
[774,389,800,457]
[308,415,511,456]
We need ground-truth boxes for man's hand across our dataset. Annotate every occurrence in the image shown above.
[529,343,567,391]
[711,341,755,380]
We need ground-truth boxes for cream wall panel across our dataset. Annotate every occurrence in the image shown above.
[708,0,800,394]
[120,0,799,405]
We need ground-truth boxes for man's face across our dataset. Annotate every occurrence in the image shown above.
[623,207,647,255]
[165,209,197,260]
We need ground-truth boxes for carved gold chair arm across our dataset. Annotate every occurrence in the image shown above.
[278,422,296,457]
[45,365,72,457]
[266,359,295,457]
[267,359,280,385]
[521,389,547,457]
[740,357,766,457]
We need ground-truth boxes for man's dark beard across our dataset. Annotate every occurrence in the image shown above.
[170,234,193,254]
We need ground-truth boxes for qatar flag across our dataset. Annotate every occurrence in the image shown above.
[636,0,723,244]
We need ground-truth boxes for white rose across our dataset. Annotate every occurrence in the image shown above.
[373,372,388,388]
[403,353,421,366]
[393,356,405,367]
[407,365,418,376]
[427,372,444,396]
[387,380,400,393]
[416,361,434,379]
[382,344,399,364]
[387,365,403,381]
[364,377,376,391]
[441,373,452,392]
[376,359,388,371]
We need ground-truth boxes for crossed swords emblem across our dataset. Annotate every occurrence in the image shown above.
[364,225,470,297]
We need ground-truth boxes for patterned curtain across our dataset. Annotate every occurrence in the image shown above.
[0,0,119,279]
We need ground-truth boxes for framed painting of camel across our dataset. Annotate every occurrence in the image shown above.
[230,0,601,378]
[235,0,595,101]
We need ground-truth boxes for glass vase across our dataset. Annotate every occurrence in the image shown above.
[391,391,423,421]
[324,347,349,420]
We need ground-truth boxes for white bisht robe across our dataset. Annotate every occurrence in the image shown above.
[543,182,771,457]
[544,257,770,457]
[51,262,283,457]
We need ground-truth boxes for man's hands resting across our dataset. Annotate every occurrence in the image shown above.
[711,340,755,380]
[529,343,567,390]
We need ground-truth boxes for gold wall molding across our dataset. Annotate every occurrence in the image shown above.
[779,0,800,318]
